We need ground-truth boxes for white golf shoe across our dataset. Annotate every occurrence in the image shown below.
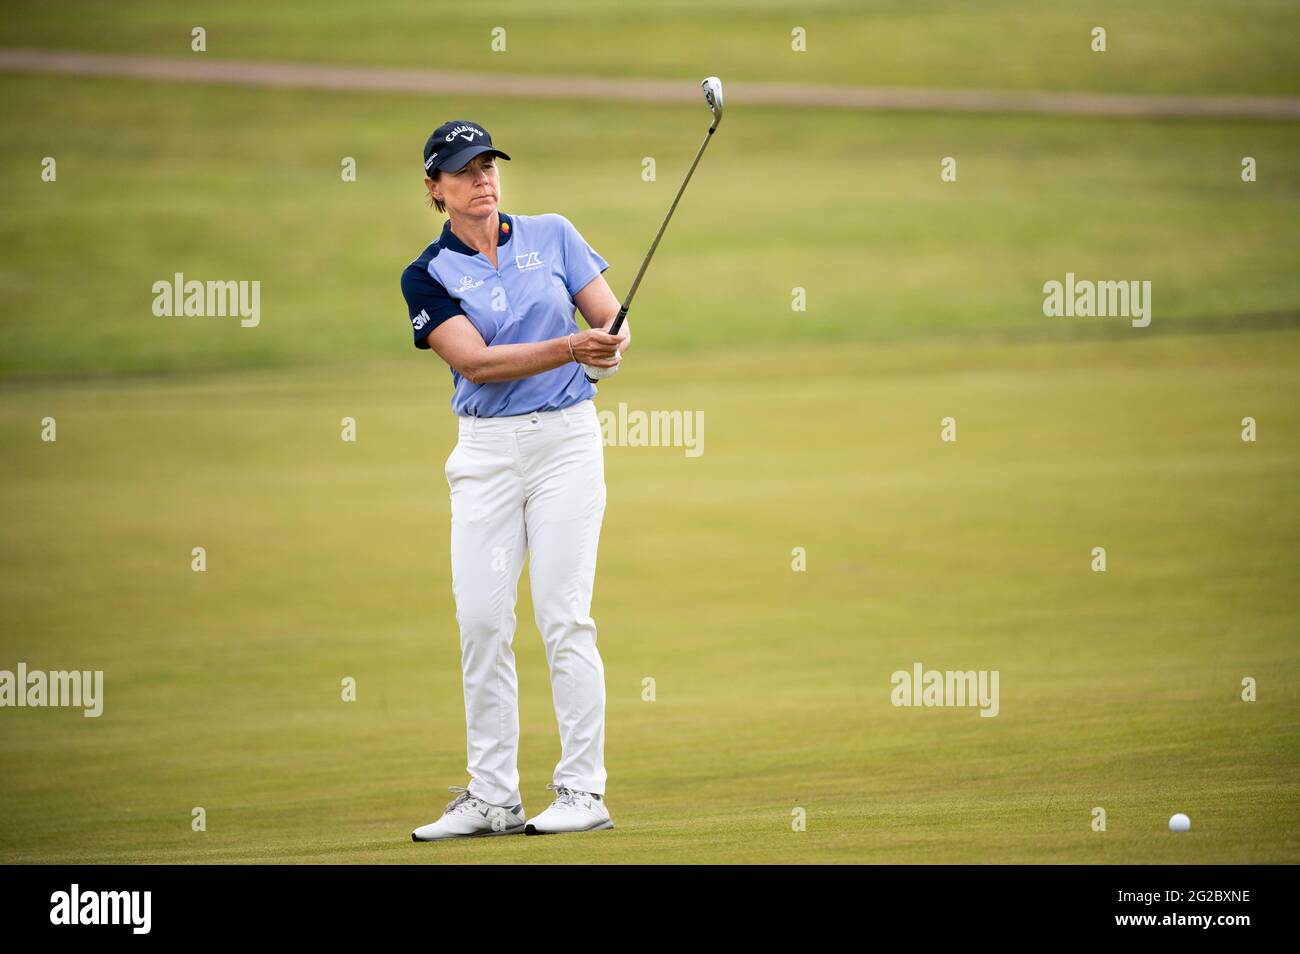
[523,784,614,835]
[411,786,526,842]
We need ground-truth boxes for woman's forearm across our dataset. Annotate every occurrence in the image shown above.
[467,336,572,384]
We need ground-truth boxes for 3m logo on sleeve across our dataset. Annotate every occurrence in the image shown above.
[515,251,544,271]
[412,309,431,331]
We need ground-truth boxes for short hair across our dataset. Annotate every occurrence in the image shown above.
[427,170,446,214]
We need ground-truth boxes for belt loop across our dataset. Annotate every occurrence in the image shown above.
[465,414,476,436]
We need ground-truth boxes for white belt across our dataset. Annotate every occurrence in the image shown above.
[458,399,595,435]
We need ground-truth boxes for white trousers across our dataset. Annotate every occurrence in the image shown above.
[444,398,608,806]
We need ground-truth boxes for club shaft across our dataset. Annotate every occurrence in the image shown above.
[608,123,717,336]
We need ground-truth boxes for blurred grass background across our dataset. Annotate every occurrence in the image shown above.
[1,0,1298,94]
[2,74,1298,379]
[0,2,1297,863]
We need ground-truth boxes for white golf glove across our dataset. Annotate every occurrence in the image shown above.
[583,352,621,380]
[583,322,629,380]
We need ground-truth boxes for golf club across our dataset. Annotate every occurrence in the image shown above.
[586,75,724,382]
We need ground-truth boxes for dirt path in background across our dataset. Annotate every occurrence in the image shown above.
[2,48,1299,120]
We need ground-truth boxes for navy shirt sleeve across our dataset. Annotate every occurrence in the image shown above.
[554,214,610,298]
[400,263,463,349]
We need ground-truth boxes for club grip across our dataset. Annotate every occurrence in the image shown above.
[608,304,629,337]
[584,304,630,382]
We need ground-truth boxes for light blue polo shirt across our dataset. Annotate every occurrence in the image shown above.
[400,211,610,417]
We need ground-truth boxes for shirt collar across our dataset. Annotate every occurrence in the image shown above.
[440,211,514,256]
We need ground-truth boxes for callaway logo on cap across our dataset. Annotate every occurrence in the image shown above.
[423,120,512,174]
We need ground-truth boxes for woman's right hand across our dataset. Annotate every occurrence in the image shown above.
[569,330,623,368]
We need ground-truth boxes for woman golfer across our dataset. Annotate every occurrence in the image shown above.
[403,120,628,840]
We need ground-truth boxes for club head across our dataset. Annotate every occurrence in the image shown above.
[701,76,724,127]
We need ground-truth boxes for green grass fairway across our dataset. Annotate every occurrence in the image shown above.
[2,331,1296,863]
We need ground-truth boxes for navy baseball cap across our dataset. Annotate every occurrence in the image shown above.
[423,120,511,175]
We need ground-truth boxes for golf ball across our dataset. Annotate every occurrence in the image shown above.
[1169,813,1191,832]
